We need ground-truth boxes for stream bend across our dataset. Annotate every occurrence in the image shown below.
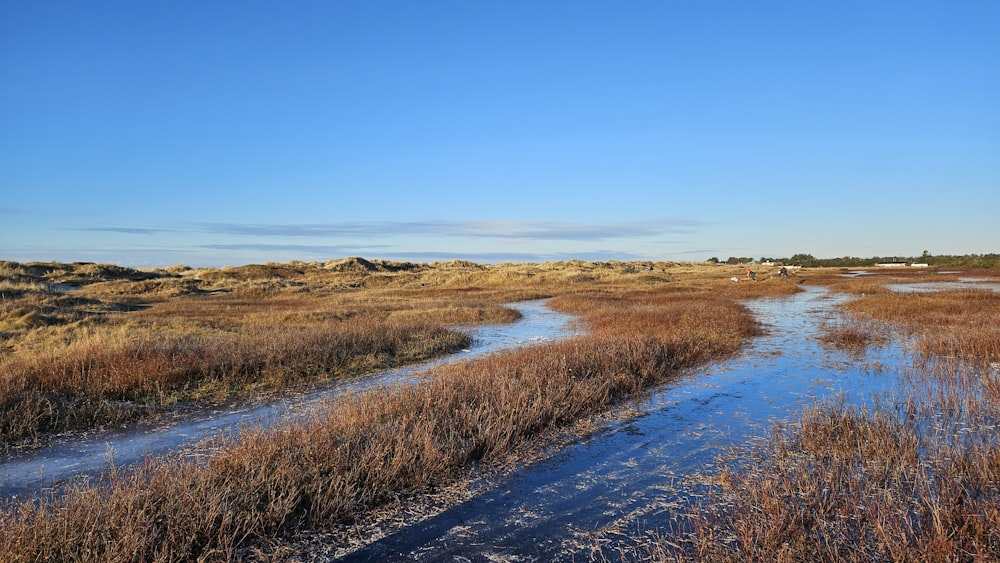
[0,300,581,499]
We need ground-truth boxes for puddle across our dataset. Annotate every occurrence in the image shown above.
[837,272,1000,293]
[340,285,910,561]
[887,280,1000,293]
[0,300,581,499]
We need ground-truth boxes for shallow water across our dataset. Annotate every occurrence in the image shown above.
[887,280,1000,293]
[0,300,581,499]
[341,285,910,561]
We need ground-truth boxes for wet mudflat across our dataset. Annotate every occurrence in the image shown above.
[336,285,909,561]
[0,300,581,500]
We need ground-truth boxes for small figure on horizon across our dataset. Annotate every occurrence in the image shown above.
[779,266,788,279]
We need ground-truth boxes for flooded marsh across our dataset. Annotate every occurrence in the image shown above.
[1,261,997,561]
[332,285,908,561]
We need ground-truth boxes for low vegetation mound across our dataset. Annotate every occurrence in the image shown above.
[322,256,422,273]
[193,263,307,282]
[1,261,168,286]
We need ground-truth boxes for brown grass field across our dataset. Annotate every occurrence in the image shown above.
[3,260,998,561]
[0,258,797,561]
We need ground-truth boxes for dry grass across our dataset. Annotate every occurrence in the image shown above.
[673,396,1000,562]
[0,259,770,561]
[0,316,470,446]
[809,266,1000,367]
[843,289,1000,367]
[818,317,889,351]
[0,278,519,447]
[660,269,1000,562]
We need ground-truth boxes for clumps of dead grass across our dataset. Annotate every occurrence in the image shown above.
[843,289,1000,367]
[667,390,1000,562]
[0,315,470,448]
[818,317,889,351]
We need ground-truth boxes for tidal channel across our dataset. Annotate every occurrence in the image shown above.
[0,300,581,499]
[338,285,911,561]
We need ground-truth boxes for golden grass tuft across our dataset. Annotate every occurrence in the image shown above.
[818,317,889,351]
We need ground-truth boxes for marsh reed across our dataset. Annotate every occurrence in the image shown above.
[843,288,1000,368]
[0,317,469,446]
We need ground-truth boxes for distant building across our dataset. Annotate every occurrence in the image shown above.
[875,262,907,267]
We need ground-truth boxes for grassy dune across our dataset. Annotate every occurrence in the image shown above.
[0,258,798,561]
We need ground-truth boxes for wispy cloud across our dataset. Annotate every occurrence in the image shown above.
[45,218,706,265]
[199,243,386,253]
[197,218,703,242]
[386,249,650,262]
[198,223,373,237]
[195,244,648,263]
[81,226,174,235]
[455,221,668,240]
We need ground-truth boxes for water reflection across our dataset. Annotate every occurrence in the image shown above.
[887,280,1000,292]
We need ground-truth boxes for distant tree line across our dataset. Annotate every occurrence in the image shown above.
[707,251,1000,268]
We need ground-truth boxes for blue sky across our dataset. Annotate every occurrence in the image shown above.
[2,1,998,267]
